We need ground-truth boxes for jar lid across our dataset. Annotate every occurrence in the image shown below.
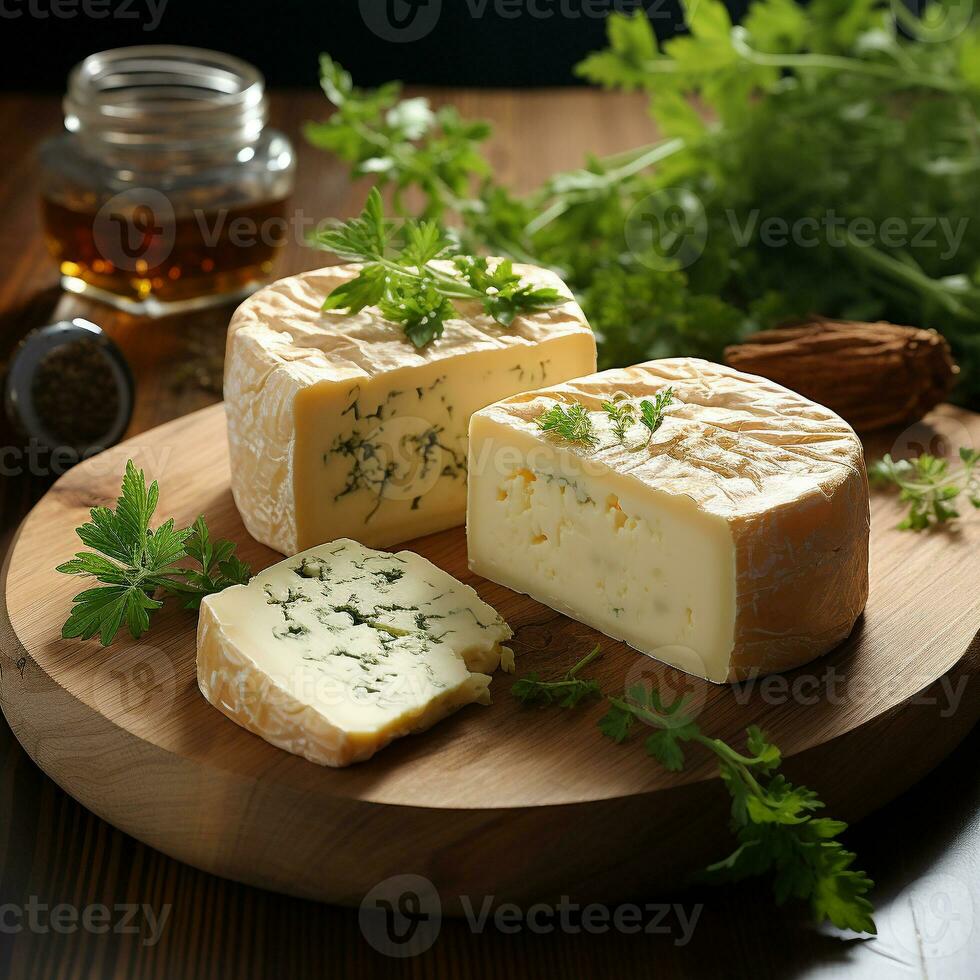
[4,319,135,457]
[64,46,267,153]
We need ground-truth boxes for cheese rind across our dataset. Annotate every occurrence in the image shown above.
[466,358,870,683]
[224,263,596,554]
[197,539,513,766]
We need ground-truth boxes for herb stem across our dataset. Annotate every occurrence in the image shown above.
[696,734,756,768]
[525,137,689,236]
[729,28,967,93]
[373,255,481,300]
[840,231,980,318]
[568,644,603,677]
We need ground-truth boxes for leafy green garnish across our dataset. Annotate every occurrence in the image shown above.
[511,645,603,708]
[870,448,980,530]
[173,517,254,611]
[513,647,876,932]
[309,6,980,404]
[639,388,674,443]
[453,255,561,327]
[601,389,675,445]
[310,188,562,348]
[57,461,251,645]
[600,686,876,935]
[535,401,598,447]
[601,396,636,444]
[304,55,492,224]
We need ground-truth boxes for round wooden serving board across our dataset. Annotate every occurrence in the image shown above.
[2,404,979,912]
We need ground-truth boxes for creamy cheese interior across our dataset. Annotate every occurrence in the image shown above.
[468,431,736,682]
[466,358,870,684]
[292,347,585,550]
[197,539,513,766]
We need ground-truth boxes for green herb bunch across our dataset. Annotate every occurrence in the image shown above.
[514,657,876,935]
[308,3,980,405]
[871,448,980,529]
[538,386,675,448]
[57,461,251,645]
[310,188,562,348]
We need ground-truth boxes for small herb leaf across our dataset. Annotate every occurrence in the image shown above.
[601,396,636,443]
[639,387,674,443]
[536,401,598,447]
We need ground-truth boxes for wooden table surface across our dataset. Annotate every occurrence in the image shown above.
[1,90,978,980]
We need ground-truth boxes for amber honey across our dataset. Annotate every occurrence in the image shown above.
[39,48,296,314]
[41,196,290,308]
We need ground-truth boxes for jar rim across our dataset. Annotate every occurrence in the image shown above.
[65,45,267,151]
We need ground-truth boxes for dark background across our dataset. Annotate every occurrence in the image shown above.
[0,0,748,91]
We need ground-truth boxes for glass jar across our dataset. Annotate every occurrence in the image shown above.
[39,46,296,316]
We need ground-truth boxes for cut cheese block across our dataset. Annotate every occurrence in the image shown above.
[197,538,513,767]
[224,263,596,554]
[467,358,870,683]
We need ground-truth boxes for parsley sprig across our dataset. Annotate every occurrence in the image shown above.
[601,687,875,934]
[602,388,675,445]
[57,461,251,645]
[535,401,598,447]
[310,188,562,348]
[870,449,980,530]
[511,645,603,707]
[601,396,636,443]
[639,388,674,443]
[512,654,876,934]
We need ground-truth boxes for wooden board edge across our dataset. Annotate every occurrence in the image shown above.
[3,519,978,911]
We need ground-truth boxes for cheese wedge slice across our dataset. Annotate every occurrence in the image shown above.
[197,539,513,766]
[224,263,596,554]
[467,358,869,683]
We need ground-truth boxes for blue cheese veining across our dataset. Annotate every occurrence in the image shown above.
[197,539,514,766]
[224,263,597,554]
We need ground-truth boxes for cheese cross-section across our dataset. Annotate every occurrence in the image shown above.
[197,539,513,766]
[466,358,870,683]
[224,263,597,554]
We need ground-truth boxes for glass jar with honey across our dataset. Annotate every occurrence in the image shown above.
[39,46,296,316]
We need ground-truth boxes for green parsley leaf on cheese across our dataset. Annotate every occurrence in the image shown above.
[312,189,562,348]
